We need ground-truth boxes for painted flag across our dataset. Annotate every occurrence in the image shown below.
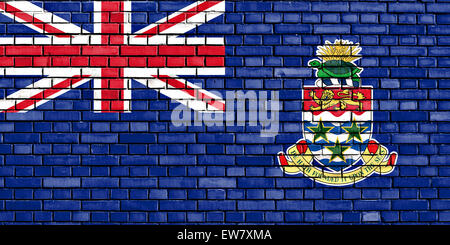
[0,0,448,226]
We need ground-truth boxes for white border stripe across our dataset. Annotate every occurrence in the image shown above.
[123,0,131,45]
[124,68,226,77]
[92,1,102,44]
[0,68,225,78]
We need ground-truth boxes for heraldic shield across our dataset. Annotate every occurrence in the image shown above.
[278,40,398,186]
[302,86,373,172]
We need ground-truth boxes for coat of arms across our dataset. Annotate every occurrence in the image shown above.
[278,40,398,186]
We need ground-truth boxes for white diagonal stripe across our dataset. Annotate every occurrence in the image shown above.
[0,76,92,112]
[4,1,87,35]
[131,0,225,45]
[134,77,224,111]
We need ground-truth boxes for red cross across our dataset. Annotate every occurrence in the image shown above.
[0,1,225,113]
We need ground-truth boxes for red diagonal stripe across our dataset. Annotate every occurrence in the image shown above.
[0,2,73,38]
[4,75,90,113]
[136,1,222,37]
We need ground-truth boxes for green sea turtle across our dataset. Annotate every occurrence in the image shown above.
[309,59,362,83]
[309,40,364,86]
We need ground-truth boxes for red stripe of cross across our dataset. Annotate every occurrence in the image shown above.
[100,1,125,112]
[0,45,225,67]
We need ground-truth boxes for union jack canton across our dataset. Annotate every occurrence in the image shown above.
[0,0,226,113]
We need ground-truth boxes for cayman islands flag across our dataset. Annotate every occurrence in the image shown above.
[0,0,225,113]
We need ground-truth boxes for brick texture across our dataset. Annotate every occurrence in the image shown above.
[0,0,448,224]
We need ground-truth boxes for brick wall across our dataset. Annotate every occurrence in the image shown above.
[0,0,449,224]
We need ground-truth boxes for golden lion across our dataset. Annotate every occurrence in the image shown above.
[309,89,365,111]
